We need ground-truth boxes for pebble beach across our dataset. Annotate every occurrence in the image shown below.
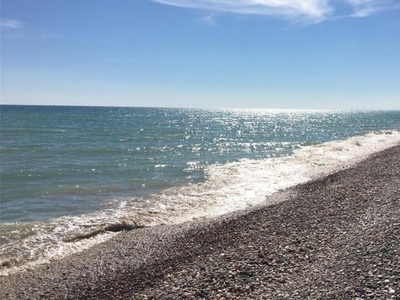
[1,144,399,299]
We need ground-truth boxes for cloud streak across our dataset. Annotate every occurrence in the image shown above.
[346,0,400,17]
[0,19,25,30]
[152,0,399,22]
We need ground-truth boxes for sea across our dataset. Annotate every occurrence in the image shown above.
[1,105,400,275]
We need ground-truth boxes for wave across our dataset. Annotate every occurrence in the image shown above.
[1,130,399,276]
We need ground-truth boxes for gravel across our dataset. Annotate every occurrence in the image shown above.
[1,145,400,300]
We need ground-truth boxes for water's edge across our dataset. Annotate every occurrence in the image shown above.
[1,130,399,276]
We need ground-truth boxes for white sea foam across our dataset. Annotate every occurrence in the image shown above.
[134,130,400,225]
[1,130,399,276]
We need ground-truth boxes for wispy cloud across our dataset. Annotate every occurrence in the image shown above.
[346,0,400,17]
[202,14,217,25]
[152,0,400,22]
[0,19,25,30]
[153,0,332,23]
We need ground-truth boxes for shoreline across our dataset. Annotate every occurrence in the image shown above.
[1,130,399,276]
[1,144,400,299]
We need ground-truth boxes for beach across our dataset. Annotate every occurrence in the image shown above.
[1,144,399,299]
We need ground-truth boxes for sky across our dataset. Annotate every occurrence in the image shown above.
[1,0,400,110]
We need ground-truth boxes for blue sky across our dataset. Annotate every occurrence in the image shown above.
[1,0,399,109]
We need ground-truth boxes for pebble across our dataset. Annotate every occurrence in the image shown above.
[1,146,400,299]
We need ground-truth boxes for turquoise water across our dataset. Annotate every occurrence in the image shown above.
[1,105,400,273]
[1,106,400,223]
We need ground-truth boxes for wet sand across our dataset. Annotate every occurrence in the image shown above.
[1,145,399,299]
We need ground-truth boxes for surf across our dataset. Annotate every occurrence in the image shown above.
[1,130,399,276]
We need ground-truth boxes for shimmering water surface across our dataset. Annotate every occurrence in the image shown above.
[1,105,400,273]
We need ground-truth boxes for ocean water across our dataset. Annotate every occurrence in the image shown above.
[1,105,400,274]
